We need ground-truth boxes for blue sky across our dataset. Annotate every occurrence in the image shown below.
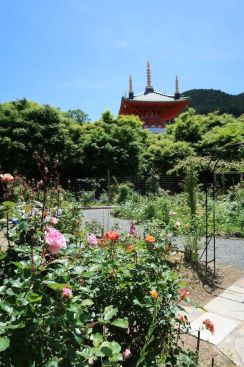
[0,0,243,120]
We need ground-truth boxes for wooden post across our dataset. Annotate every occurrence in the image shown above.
[196,330,200,364]
[107,169,112,204]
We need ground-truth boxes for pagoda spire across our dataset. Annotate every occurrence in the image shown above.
[145,62,154,93]
[147,62,151,87]
[129,75,134,99]
[175,75,180,99]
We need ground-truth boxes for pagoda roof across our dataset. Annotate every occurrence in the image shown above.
[127,91,189,103]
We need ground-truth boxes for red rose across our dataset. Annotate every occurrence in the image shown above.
[105,231,119,241]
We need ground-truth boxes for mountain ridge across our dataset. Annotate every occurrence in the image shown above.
[182,89,244,116]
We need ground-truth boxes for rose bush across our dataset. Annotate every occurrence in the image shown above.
[0,187,197,367]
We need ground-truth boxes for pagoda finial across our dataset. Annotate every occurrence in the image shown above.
[129,75,134,99]
[129,75,133,93]
[145,62,154,93]
[147,62,151,87]
[176,75,179,94]
[175,75,180,99]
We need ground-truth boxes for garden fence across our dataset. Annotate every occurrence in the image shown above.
[61,171,243,198]
[61,174,185,198]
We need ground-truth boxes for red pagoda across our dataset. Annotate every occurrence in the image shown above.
[119,63,190,132]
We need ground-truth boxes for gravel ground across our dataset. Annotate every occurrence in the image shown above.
[83,208,244,269]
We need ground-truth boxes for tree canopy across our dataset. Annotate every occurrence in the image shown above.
[0,100,243,179]
[66,109,90,123]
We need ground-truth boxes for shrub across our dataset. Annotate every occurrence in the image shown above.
[0,194,193,366]
[114,183,133,204]
[79,190,95,206]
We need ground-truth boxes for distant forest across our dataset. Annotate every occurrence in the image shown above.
[182,89,244,116]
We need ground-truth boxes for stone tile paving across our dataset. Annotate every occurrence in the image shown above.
[191,312,240,345]
[219,324,244,366]
[207,285,244,321]
[188,275,244,366]
[183,305,205,323]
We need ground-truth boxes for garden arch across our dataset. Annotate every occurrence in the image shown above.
[200,142,244,276]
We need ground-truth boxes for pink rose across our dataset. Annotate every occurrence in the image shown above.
[123,348,131,359]
[179,288,190,301]
[0,173,14,183]
[62,287,72,298]
[87,234,98,246]
[44,226,66,254]
[51,217,59,225]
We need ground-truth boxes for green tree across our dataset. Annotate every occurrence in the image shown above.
[142,138,195,175]
[197,120,244,158]
[66,109,90,123]
[79,112,146,177]
[0,100,76,177]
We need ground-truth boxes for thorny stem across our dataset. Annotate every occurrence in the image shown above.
[136,300,160,367]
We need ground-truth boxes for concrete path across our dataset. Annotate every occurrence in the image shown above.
[185,275,244,366]
[83,208,144,235]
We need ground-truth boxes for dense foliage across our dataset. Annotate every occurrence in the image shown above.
[182,89,244,116]
[113,183,244,238]
[0,99,243,180]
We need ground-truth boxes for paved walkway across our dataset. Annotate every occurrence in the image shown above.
[185,275,244,366]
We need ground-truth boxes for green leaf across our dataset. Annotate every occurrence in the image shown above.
[45,358,59,367]
[133,299,144,308]
[44,281,70,291]
[67,303,80,313]
[92,332,103,347]
[2,201,16,209]
[111,352,123,362]
[47,259,68,266]
[8,320,25,330]
[0,323,6,335]
[0,253,7,261]
[0,337,10,352]
[80,347,93,359]
[110,341,121,354]
[100,341,121,359]
[103,305,118,321]
[81,299,94,307]
[100,342,113,357]
[0,301,13,314]
[11,261,28,269]
[28,292,42,303]
[111,318,128,328]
